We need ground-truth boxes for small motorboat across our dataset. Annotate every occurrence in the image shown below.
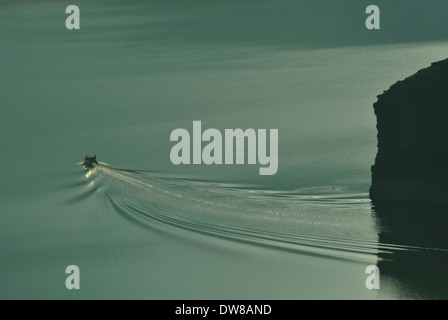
[83,155,99,168]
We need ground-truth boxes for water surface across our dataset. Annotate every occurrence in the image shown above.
[1,0,448,299]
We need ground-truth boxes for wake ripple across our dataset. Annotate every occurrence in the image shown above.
[74,162,438,263]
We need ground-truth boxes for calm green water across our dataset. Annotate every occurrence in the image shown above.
[1,0,448,299]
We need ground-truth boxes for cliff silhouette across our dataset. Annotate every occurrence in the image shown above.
[370,58,448,205]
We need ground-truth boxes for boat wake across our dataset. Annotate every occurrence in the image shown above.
[73,161,435,263]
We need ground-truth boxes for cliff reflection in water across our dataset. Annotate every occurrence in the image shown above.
[373,203,448,299]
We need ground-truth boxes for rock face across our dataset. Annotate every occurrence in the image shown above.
[370,58,448,205]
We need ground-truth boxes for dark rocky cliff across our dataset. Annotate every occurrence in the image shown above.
[370,58,448,205]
